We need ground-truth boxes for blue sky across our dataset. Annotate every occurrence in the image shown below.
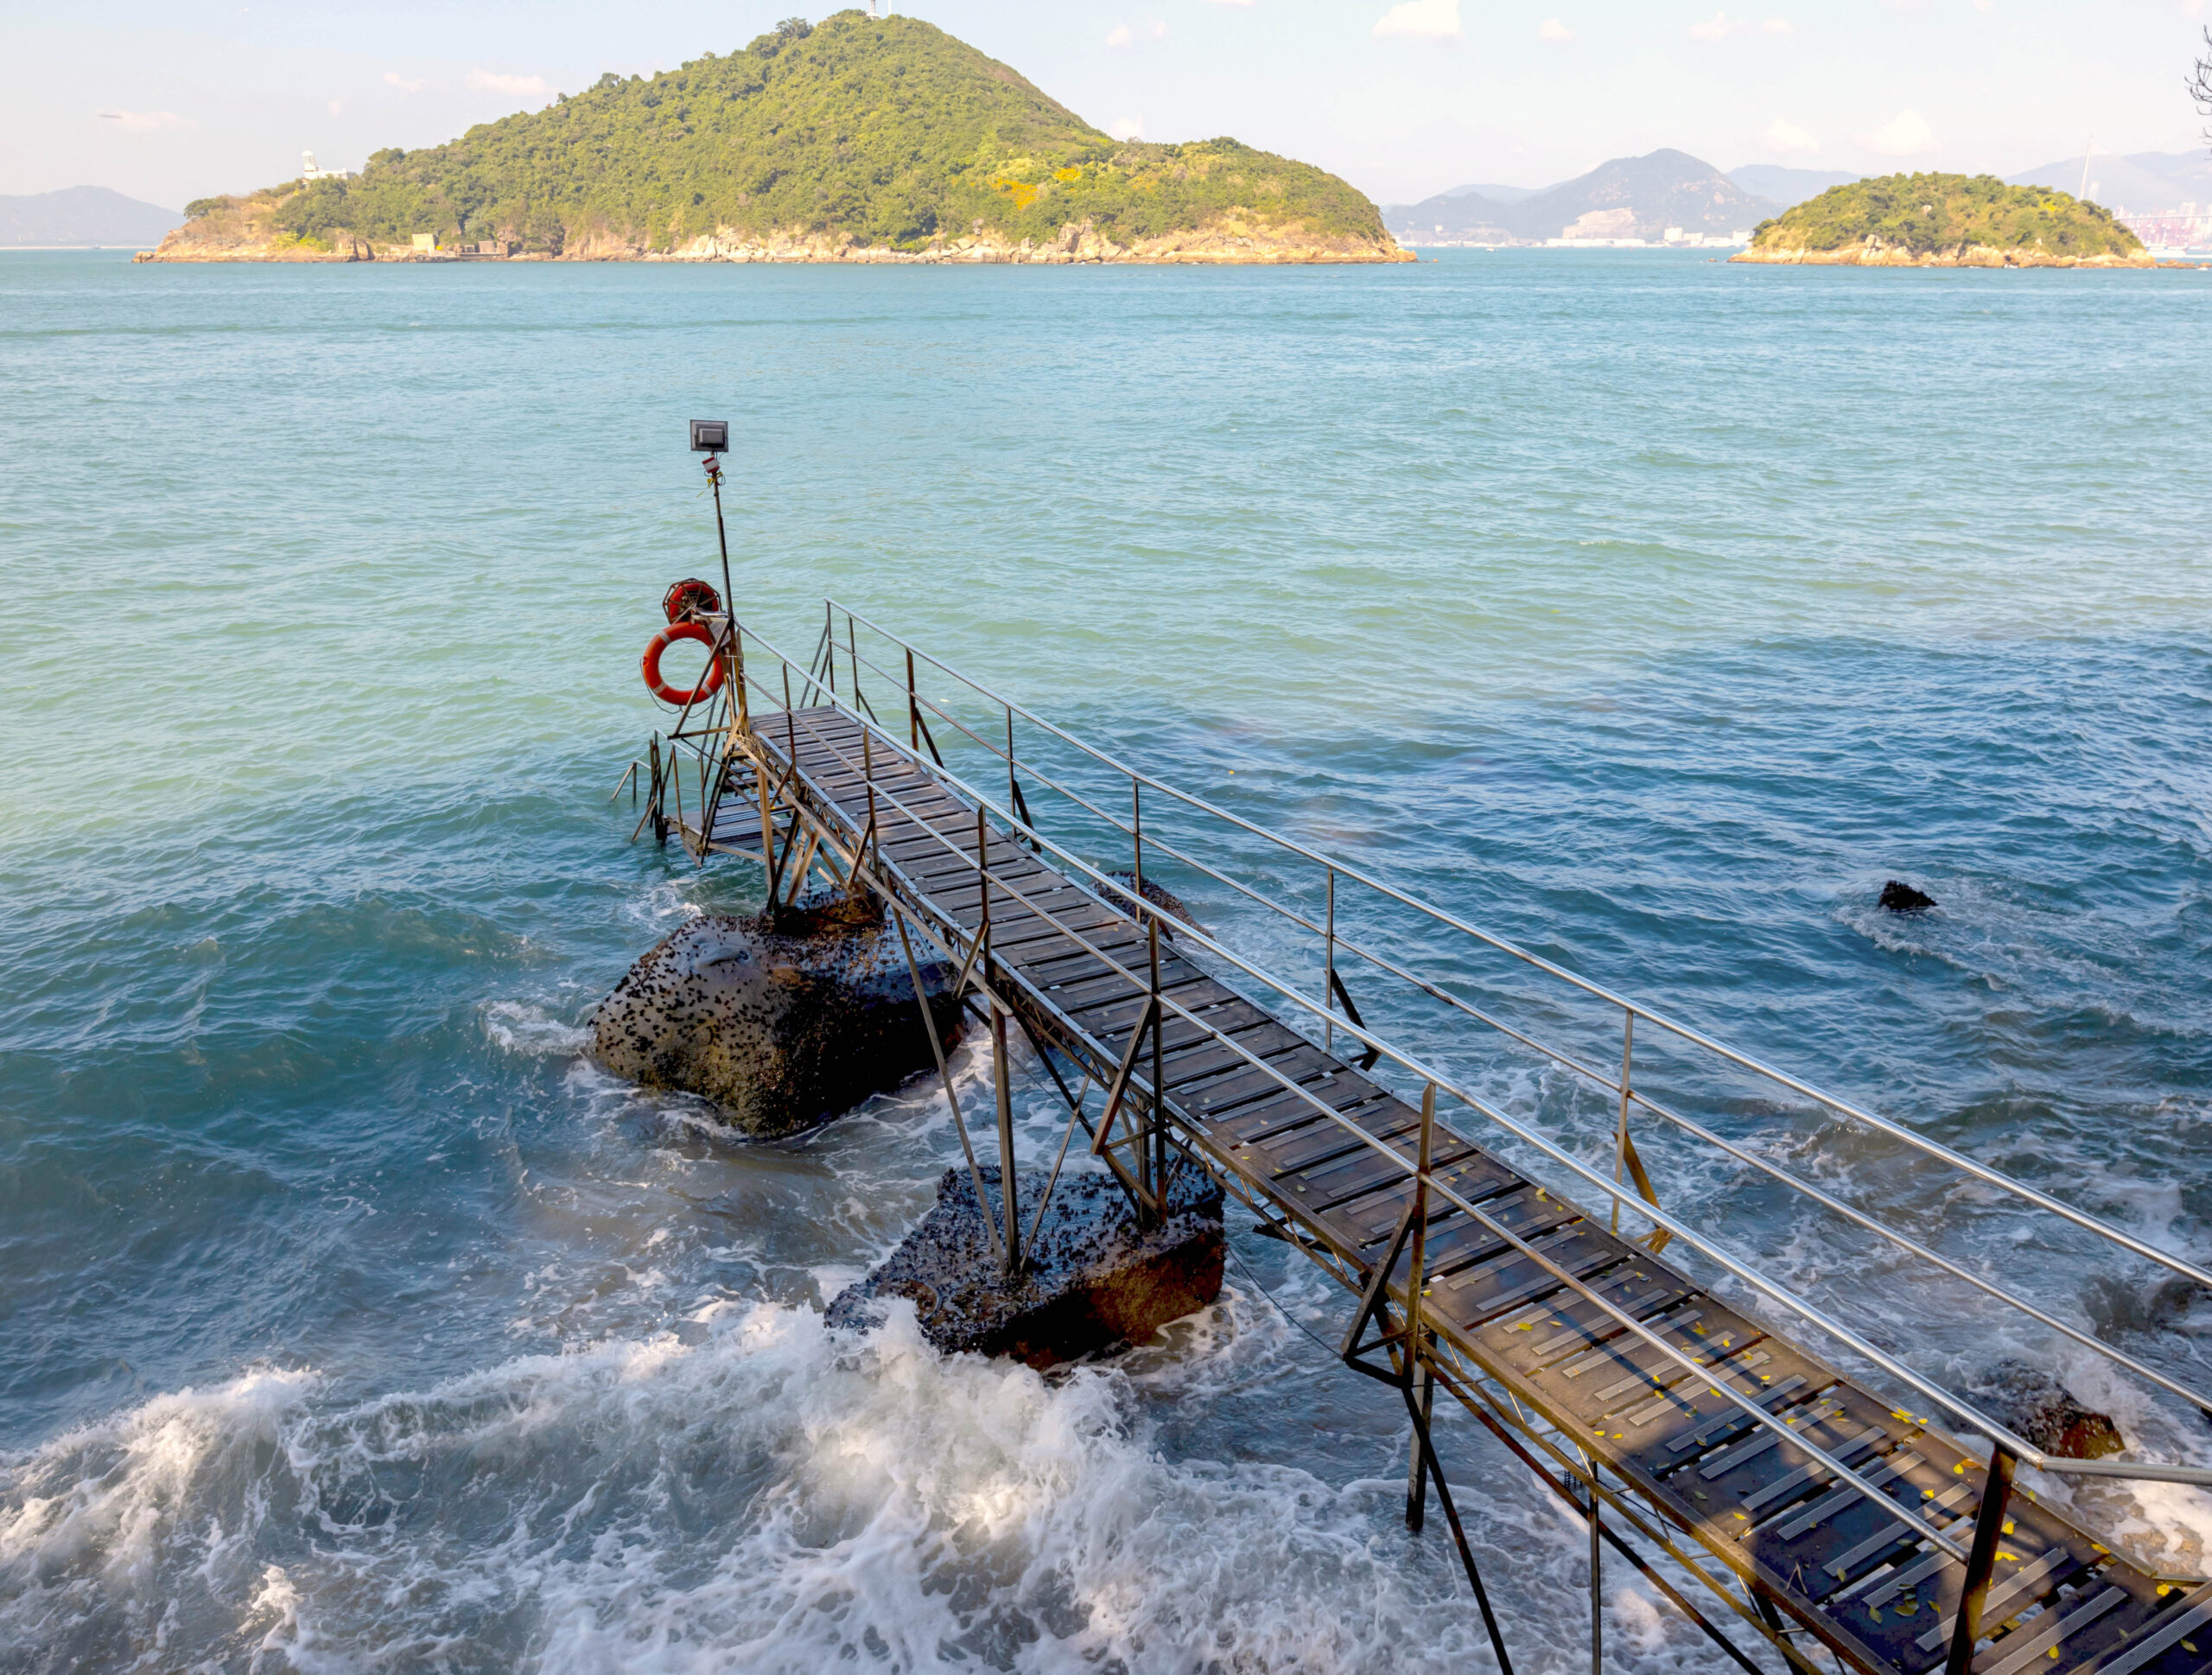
[3,0,2205,208]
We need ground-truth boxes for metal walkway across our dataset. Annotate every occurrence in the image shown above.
[626,602,2212,1675]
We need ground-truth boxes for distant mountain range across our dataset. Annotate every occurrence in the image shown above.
[2005,150,2212,215]
[1,186,182,246]
[1388,147,2212,247]
[1727,166,1859,209]
[1385,150,1777,245]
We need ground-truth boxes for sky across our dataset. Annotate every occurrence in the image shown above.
[1,0,2206,210]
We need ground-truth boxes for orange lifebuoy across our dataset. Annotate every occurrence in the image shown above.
[642,620,727,706]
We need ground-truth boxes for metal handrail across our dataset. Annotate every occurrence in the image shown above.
[710,611,2212,1495]
[725,654,1985,1546]
[826,600,2212,1293]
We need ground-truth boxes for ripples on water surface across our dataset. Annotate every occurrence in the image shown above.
[0,249,2208,1672]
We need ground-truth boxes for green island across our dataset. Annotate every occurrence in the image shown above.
[143,12,1406,265]
[1732,172,2149,267]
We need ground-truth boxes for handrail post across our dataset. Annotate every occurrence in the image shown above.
[1407,1080,1433,1348]
[1403,1083,1437,1533]
[1006,704,1016,812]
[861,724,878,885]
[1612,1009,1634,1236]
[1324,867,1338,1054]
[976,802,1020,1270]
[1146,914,1164,1220]
[1132,780,1143,897]
[823,602,836,694]
[906,648,918,751]
[729,622,747,736]
[756,743,777,898]
[1944,1443,2018,1675]
[848,610,861,709]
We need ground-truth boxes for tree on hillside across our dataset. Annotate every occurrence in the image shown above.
[2193,28,2212,147]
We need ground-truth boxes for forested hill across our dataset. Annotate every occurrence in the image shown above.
[153,12,1405,264]
[1736,173,2148,266]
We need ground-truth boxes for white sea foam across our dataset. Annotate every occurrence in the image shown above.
[0,1292,1781,1674]
[484,999,591,1057]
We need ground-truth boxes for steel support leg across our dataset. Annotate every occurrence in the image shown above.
[1586,1456,1604,1675]
[993,994,1020,1276]
[1400,1377,1516,1675]
[1945,1443,2018,1675]
[1406,1359,1433,1532]
[1444,1374,1767,1675]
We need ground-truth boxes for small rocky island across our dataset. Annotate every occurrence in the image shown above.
[140,12,1409,267]
[1732,172,2152,268]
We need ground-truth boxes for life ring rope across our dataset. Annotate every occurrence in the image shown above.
[642,620,727,707]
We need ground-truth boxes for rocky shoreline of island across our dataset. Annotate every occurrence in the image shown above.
[136,215,1412,266]
[1730,239,2155,268]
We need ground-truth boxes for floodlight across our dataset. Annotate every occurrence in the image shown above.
[690,419,728,453]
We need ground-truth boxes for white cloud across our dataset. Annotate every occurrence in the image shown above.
[1538,17,1575,41]
[384,72,427,92]
[1761,118,1820,154]
[1690,10,1789,37]
[1105,22,1133,46]
[1109,116,1145,140]
[467,69,548,99]
[1856,108,1936,156]
[1373,0,1460,39]
[99,110,195,132]
[1204,0,1255,7]
[1148,17,1169,37]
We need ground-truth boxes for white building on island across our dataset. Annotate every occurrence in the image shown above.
[300,151,353,182]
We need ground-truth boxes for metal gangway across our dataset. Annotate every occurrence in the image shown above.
[620,600,2212,1675]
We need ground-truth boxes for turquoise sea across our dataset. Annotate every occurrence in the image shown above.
[1,248,2209,1672]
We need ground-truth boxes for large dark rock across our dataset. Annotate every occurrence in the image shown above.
[828,1164,1225,1367]
[1099,870,1205,934]
[1879,879,1938,913]
[1963,1360,2125,1461]
[585,898,962,1139]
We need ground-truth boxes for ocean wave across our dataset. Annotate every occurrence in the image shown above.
[0,1308,1571,1674]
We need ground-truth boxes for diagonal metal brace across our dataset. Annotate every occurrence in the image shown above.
[891,908,1001,1263]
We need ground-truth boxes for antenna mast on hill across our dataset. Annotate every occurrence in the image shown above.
[2077,137,2094,201]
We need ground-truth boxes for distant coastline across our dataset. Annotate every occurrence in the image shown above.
[1730,243,2154,268]
[137,217,1408,267]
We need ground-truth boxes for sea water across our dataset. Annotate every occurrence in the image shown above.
[1,249,2208,1672]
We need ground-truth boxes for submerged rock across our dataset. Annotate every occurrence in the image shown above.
[1965,1360,2125,1461]
[585,898,962,1139]
[827,1164,1225,1367]
[1879,879,1938,914]
[1099,870,1205,934]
